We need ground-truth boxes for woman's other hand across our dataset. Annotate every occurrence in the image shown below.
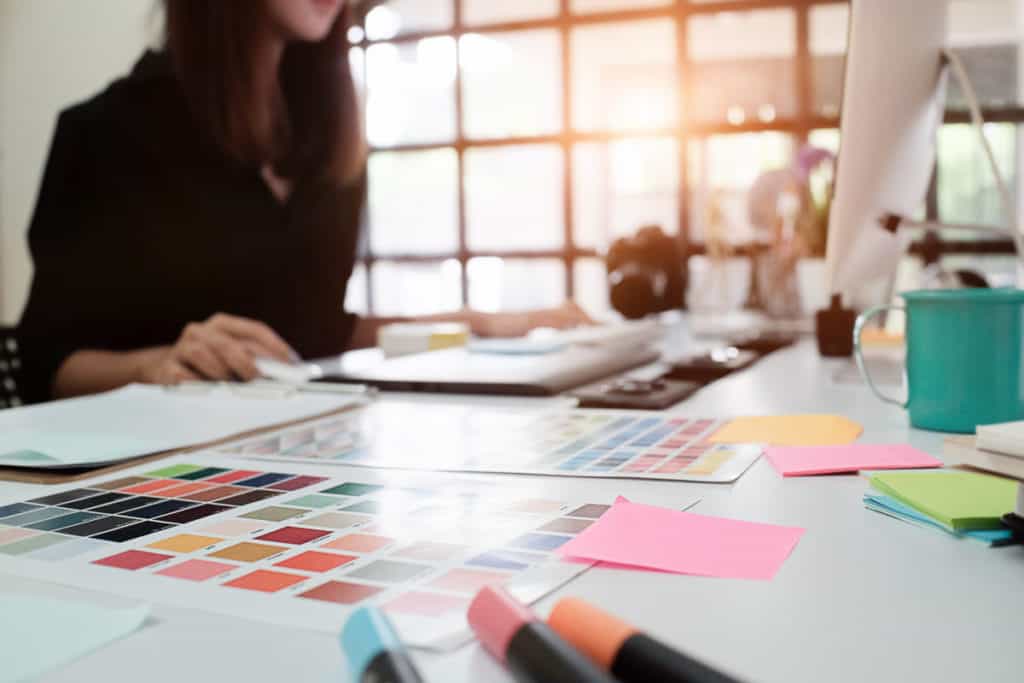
[468,301,595,338]
[140,313,296,385]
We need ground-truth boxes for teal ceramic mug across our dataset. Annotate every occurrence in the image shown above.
[853,288,1024,433]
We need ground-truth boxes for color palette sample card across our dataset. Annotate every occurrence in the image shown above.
[214,403,763,483]
[0,455,638,650]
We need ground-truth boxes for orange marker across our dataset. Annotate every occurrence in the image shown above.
[548,597,746,683]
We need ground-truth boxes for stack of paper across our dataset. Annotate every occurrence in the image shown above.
[864,470,1017,546]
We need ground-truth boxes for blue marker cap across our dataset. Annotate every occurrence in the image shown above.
[341,606,407,681]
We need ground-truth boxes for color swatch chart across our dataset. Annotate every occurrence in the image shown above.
[0,455,608,650]
[216,403,763,483]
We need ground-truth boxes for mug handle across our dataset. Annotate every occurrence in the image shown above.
[853,305,907,408]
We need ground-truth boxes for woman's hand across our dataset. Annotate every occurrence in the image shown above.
[139,313,296,385]
[468,301,595,338]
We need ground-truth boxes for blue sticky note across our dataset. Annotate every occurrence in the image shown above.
[0,595,150,683]
[864,493,1014,546]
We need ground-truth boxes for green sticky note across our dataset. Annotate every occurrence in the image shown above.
[143,463,204,478]
[870,470,1017,531]
[0,596,149,682]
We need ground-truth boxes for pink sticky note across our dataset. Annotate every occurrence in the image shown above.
[765,444,941,477]
[557,499,804,580]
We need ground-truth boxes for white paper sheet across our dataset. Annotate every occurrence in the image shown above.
[0,384,362,469]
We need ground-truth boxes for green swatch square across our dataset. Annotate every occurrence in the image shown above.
[143,464,204,479]
[321,483,384,497]
[0,533,70,556]
[287,494,343,509]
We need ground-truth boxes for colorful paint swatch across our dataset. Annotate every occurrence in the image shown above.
[93,476,148,491]
[175,467,229,481]
[275,551,356,573]
[145,464,206,478]
[181,485,248,503]
[467,550,544,571]
[28,489,102,506]
[2,507,73,527]
[119,480,180,495]
[216,490,282,507]
[287,494,342,509]
[209,542,286,563]
[384,591,468,617]
[91,496,160,515]
[149,482,213,499]
[199,519,267,537]
[224,569,306,593]
[321,483,384,497]
[0,527,39,545]
[0,533,69,556]
[240,506,306,523]
[0,503,41,519]
[566,504,610,519]
[158,504,230,525]
[60,516,137,538]
[339,501,381,514]
[127,500,196,519]
[233,473,292,488]
[266,476,328,491]
[298,580,383,605]
[61,492,129,510]
[322,534,394,553]
[95,521,173,543]
[148,534,223,553]
[429,568,510,594]
[303,512,369,530]
[537,518,594,534]
[346,560,429,584]
[27,511,102,532]
[157,559,237,581]
[256,526,330,545]
[390,541,466,562]
[507,533,571,552]
[206,470,261,484]
[94,549,172,570]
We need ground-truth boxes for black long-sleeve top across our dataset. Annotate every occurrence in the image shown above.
[17,51,365,403]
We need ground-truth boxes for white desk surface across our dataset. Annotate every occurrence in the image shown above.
[3,336,1021,683]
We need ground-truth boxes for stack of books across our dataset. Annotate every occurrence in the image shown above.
[863,470,1018,546]
[944,420,1024,538]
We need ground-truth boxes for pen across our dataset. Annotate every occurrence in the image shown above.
[548,597,746,683]
[467,586,616,683]
[340,605,424,683]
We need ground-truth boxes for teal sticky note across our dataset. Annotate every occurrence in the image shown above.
[0,595,150,683]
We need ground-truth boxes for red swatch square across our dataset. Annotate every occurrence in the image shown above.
[224,569,306,593]
[93,549,172,570]
[119,479,179,495]
[299,580,383,605]
[275,550,356,573]
[256,526,331,545]
[267,475,328,491]
[157,559,236,582]
[206,470,261,484]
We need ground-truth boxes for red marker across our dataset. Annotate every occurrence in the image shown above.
[548,597,746,683]
[467,586,616,683]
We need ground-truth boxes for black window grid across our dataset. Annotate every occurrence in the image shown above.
[350,0,1022,315]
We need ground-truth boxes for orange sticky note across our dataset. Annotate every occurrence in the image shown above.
[708,414,863,447]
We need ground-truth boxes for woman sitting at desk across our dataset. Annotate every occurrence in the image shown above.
[17,0,589,404]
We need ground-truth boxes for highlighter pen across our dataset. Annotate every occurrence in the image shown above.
[548,597,746,683]
[340,605,424,683]
[467,586,617,683]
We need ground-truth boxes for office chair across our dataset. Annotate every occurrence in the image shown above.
[0,326,24,409]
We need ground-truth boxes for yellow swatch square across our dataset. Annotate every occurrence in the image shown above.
[148,534,223,554]
[709,415,863,447]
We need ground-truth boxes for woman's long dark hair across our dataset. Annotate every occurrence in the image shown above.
[163,0,365,186]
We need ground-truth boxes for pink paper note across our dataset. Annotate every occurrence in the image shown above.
[557,498,804,580]
[764,444,941,477]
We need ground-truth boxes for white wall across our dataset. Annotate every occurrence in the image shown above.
[0,0,160,324]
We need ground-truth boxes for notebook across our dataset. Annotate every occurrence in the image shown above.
[976,421,1024,459]
[869,470,1017,531]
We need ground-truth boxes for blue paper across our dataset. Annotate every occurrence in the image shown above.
[0,595,150,682]
[864,493,1014,546]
